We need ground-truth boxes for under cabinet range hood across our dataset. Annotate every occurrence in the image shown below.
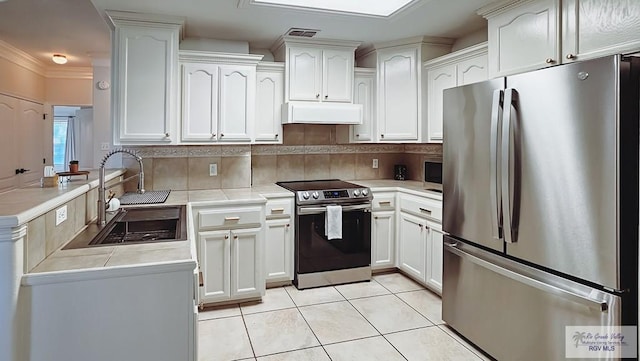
[281,101,363,124]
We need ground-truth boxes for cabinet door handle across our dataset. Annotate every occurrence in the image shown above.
[419,207,432,214]
[286,224,290,228]
[324,95,328,99]
[275,133,279,138]
[566,53,577,60]
[198,271,204,287]
[211,133,216,138]
[220,133,224,137]
[225,216,240,221]
[355,134,360,137]
[380,134,384,138]
[271,208,285,213]
[233,235,238,239]
[545,58,555,64]
[224,235,229,239]
[379,201,391,205]
[164,132,170,137]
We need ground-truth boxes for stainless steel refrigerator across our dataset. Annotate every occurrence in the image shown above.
[442,54,639,360]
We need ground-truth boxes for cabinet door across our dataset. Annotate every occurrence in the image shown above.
[18,100,44,187]
[426,220,443,295]
[562,0,640,62]
[114,25,177,143]
[378,49,419,141]
[0,94,18,192]
[199,230,231,303]
[288,47,322,101]
[323,49,353,102]
[265,218,293,282]
[488,0,559,77]
[426,64,457,143]
[457,54,488,86]
[255,69,284,143]
[230,228,265,298]
[218,65,255,142]
[398,212,427,282]
[351,73,375,142]
[181,63,218,142]
[372,210,395,270]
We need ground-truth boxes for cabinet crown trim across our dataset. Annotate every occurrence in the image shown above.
[179,50,264,65]
[423,42,488,68]
[477,0,540,18]
[257,62,285,71]
[373,35,455,51]
[270,36,361,55]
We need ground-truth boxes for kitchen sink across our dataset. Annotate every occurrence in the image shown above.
[63,205,187,249]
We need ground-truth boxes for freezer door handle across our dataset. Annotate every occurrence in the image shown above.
[444,242,609,312]
[501,88,519,243]
[489,89,504,241]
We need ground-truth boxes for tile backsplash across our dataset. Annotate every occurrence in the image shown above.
[124,125,442,191]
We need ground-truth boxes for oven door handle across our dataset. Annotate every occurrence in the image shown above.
[297,203,372,215]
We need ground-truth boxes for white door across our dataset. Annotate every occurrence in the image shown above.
[352,73,375,142]
[199,230,231,303]
[562,0,640,62]
[487,0,559,76]
[264,218,293,282]
[426,220,443,294]
[18,100,44,187]
[0,94,18,192]
[288,47,322,101]
[230,228,264,298]
[218,65,254,142]
[456,54,488,86]
[427,64,457,142]
[371,210,395,270]
[181,63,219,142]
[398,212,427,282]
[255,69,284,143]
[322,49,353,102]
[115,25,176,143]
[378,49,419,141]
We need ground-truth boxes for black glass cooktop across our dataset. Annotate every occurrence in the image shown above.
[276,179,361,192]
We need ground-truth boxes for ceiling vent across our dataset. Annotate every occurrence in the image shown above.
[285,28,320,38]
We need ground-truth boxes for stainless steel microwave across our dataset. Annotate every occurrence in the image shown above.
[424,161,442,184]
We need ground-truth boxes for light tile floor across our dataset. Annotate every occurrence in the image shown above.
[198,272,493,361]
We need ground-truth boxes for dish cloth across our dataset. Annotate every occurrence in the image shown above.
[325,205,342,240]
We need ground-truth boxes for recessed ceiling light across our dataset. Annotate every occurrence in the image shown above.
[251,0,416,17]
[52,54,67,65]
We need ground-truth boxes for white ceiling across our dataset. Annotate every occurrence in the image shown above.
[0,0,494,68]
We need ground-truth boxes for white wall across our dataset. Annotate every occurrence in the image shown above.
[451,28,488,52]
[92,59,113,168]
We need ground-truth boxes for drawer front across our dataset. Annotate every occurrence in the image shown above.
[197,206,262,230]
[372,192,395,210]
[399,194,442,221]
[265,198,293,219]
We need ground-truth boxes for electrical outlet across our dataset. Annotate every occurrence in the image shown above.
[55,205,67,226]
[372,159,379,169]
[209,163,218,176]
[100,143,110,151]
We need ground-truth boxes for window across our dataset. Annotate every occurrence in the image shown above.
[53,117,68,170]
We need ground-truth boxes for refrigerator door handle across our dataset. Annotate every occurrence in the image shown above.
[489,89,504,241]
[501,88,516,243]
[444,242,609,312]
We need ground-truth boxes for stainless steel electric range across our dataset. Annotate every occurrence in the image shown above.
[276,180,373,289]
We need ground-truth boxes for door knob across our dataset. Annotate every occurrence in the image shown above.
[15,168,30,174]
[545,58,555,64]
[566,53,577,60]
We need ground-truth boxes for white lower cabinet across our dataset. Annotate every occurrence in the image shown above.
[425,220,443,294]
[264,197,294,284]
[398,211,427,283]
[193,203,265,305]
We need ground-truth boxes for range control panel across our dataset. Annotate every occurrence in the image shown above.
[296,188,371,204]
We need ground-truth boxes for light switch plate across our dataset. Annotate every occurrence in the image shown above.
[372,159,379,169]
[209,163,218,176]
[100,143,110,151]
[55,205,67,226]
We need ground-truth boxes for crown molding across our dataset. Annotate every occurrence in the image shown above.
[179,50,264,65]
[44,67,94,79]
[423,42,488,68]
[0,40,45,76]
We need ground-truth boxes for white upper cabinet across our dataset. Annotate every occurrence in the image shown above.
[424,43,488,142]
[107,11,183,145]
[350,68,376,142]
[562,0,640,62]
[255,62,285,143]
[377,48,420,142]
[271,37,360,103]
[179,51,262,144]
[480,0,640,77]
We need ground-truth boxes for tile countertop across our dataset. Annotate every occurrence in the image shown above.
[0,169,127,228]
[352,180,443,200]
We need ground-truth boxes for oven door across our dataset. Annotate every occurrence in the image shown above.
[296,203,371,274]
